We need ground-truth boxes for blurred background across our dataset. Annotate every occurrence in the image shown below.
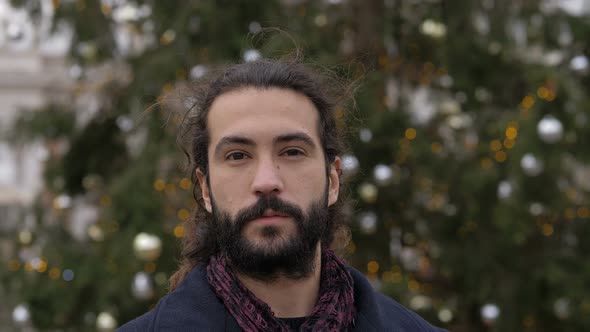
[1,0,590,331]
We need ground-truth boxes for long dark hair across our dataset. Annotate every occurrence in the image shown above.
[169,58,355,291]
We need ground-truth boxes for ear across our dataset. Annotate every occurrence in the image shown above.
[327,156,341,207]
[196,168,212,213]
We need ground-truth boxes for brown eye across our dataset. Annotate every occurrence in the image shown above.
[227,152,246,160]
[284,149,304,157]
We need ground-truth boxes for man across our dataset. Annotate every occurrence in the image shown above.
[118,59,446,331]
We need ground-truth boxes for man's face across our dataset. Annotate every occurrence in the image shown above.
[197,87,340,278]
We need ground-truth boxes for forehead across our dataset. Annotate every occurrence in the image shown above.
[207,87,321,145]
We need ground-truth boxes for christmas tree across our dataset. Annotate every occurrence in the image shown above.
[2,0,590,331]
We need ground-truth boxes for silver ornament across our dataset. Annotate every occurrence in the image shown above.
[116,116,135,132]
[537,115,563,143]
[88,224,105,242]
[248,21,262,34]
[12,304,30,326]
[358,183,378,203]
[438,75,454,88]
[133,233,162,261]
[359,128,373,143]
[570,55,589,73]
[340,154,359,178]
[438,307,453,323]
[243,49,261,62]
[189,65,208,80]
[447,114,472,130]
[409,295,432,311]
[497,181,513,200]
[53,194,72,209]
[439,99,460,114]
[18,230,33,245]
[96,312,117,332]
[553,298,571,319]
[480,303,500,325]
[520,154,544,176]
[529,202,545,216]
[400,247,419,271]
[112,4,140,22]
[62,269,75,281]
[132,272,154,300]
[358,211,377,234]
[420,19,446,38]
[472,12,490,35]
[373,164,393,186]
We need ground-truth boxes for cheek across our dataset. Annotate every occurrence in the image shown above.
[287,169,327,203]
[209,172,248,211]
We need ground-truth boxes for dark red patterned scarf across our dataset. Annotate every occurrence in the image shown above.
[206,248,356,331]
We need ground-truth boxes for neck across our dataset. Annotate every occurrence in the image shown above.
[236,243,322,318]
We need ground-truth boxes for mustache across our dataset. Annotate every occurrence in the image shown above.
[233,196,304,230]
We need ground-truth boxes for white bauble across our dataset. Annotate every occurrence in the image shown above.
[521,154,544,176]
[480,303,500,325]
[132,272,154,300]
[133,233,162,261]
[537,115,563,143]
[96,312,117,331]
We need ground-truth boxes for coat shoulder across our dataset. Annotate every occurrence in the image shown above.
[372,292,447,332]
[116,265,236,332]
[116,297,163,332]
[348,266,446,332]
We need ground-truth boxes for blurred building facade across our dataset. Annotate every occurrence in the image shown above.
[0,0,71,241]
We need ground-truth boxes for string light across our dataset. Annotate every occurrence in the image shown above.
[164,183,176,194]
[367,261,380,273]
[49,267,61,280]
[430,142,442,153]
[100,195,112,207]
[179,178,192,190]
[577,207,589,218]
[153,179,165,191]
[177,209,190,220]
[495,151,507,163]
[144,262,156,273]
[405,128,417,140]
[505,127,518,140]
[489,140,502,152]
[520,95,535,109]
[173,225,185,238]
[480,157,493,169]
[345,241,356,254]
[408,279,420,292]
[503,138,515,149]
[542,223,554,237]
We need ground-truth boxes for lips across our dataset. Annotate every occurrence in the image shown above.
[249,209,291,226]
[261,209,290,218]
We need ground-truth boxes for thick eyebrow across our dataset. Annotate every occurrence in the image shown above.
[274,132,317,149]
[214,135,256,158]
[214,132,317,158]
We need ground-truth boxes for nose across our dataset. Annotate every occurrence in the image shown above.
[251,156,284,196]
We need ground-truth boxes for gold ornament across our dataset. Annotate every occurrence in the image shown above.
[358,183,378,203]
[133,233,162,261]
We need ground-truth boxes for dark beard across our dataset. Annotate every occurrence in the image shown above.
[210,192,329,282]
